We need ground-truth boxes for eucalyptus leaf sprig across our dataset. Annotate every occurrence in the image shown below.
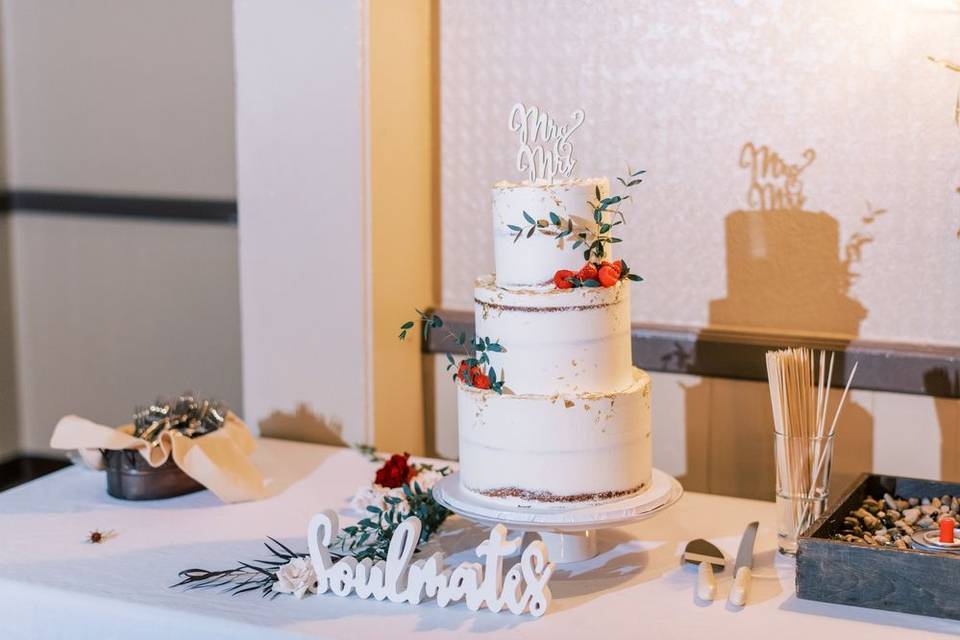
[507,166,646,263]
[172,536,310,599]
[172,458,454,598]
[337,477,452,562]
[398,310,507,394]
[353,442,381,463]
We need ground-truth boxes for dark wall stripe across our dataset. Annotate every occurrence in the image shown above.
[1,189,237,223]
[424,309,960,399]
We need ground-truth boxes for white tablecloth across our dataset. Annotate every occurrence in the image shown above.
[1,438,958,639]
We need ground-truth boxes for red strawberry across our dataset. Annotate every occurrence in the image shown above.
[600,260,622,278]
[577,263,598,282]
[553,269,576,289]
[598,263,620,287]
[472,372,491,389]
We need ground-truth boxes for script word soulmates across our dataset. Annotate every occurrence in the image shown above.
[307,510,555,617]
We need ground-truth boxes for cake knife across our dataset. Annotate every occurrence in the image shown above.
[682,538,725,600]
[728,521,759,607]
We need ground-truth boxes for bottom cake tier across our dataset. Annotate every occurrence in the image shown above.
[457,368,652,505]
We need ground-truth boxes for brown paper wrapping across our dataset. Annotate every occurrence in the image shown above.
[50,413,266,503]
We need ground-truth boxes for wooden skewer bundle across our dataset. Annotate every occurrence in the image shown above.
[766,348,858,529]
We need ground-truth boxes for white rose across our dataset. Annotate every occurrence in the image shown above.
[349,485,388,513]
[272,557,317,599]
[412,469,444,491]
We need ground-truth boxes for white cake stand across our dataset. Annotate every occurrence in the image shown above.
[432,469,683,564]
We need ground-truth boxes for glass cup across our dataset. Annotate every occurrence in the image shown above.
[774,431,834,555]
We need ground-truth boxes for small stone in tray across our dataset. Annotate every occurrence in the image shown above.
[833,493,957,549]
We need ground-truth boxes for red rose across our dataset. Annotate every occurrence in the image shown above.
[554,269,576,289]
[598,264,620,287]
[577,263,598,282]
[374,453,417,488]
[457,360,470,383]
[472,372,491,389]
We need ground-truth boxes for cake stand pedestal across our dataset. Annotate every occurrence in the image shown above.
[432,468,683,564]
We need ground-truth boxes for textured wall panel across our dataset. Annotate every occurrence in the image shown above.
[441,0,960,345]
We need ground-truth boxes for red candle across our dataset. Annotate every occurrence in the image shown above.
[940,517,956,544]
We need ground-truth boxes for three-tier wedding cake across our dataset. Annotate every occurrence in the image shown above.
[457,176,652,506]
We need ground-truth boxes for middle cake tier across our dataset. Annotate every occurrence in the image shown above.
[474,274,633,396]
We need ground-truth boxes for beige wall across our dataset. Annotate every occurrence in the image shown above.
[0,215,18,459]
[9,213,242,453]
[1,0,235,196]
[0,5,16,459]
[0,0,240,454]
[368,0,439,454]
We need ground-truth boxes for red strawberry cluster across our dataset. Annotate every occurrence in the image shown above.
[457,360,491,389]
[554,260,625,289]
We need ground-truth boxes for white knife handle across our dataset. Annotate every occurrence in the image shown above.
[696,562,717,600]
[729,566,752,606]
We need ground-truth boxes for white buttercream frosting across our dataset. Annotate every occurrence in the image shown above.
[474,275,633,396]
[456,174,652,507]
[457,368,652,505]
[492,177,610,289]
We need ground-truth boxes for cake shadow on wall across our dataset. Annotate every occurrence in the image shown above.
[677,143,878,500]
[258,404,346,447]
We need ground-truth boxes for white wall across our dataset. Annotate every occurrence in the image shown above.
[433,0,960,493]
[0,0,240,454]
[440,0,960,346]
[234,0,371,447]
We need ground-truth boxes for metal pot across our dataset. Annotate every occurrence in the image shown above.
[104,449,204,500]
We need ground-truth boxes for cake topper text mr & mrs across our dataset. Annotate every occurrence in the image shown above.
[509,103,583,183]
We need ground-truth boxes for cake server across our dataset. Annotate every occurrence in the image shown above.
[682,538,725,600]
[729,521,759,607]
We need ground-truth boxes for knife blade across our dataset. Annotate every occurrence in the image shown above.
[729,521,759,606]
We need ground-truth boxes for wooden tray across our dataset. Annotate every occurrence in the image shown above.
[797,473,960,621]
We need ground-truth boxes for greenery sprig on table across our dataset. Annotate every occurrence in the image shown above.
[339,479,451,562]
[507,167,646,263]
[172,444,453,598]
[399,309,506,394]
[173,536,307,599]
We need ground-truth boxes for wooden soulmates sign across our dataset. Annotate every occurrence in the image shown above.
[308,511,556,617]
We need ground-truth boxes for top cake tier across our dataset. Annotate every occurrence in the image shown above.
[492,177,610,289]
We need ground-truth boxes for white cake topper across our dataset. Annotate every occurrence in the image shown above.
[508,103,584,182]
[308,510,555,616]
